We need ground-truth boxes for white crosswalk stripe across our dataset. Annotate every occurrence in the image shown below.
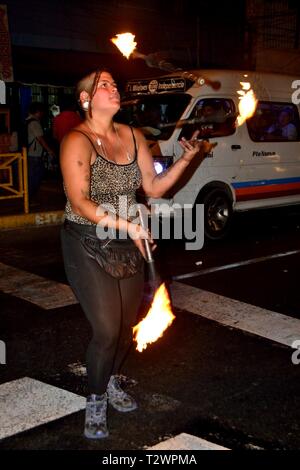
[0,377,85,440]
[148,433,229,450]
[0,262,77,309]
[170,282,300,348]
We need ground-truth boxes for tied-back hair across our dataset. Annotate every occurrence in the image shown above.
[75,69,106,118]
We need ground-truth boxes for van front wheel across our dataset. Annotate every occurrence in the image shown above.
[201,188,233,240]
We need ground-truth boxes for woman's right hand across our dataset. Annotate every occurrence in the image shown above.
[127,222,156,260]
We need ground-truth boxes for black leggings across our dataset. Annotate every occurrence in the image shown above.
[61,222,144,395]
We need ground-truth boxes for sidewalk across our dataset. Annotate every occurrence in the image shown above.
[0,176,65,229]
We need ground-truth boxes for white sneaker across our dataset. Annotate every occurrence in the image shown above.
[107,375,137,412]
[84,393,109,439]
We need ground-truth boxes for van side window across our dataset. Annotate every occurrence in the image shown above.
[117,94,191,141]
[247,102,300,142]
[180,98,236,140]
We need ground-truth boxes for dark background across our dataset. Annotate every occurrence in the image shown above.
[5,0,247,86]
[2,0,300,131]
[4,0,300,86]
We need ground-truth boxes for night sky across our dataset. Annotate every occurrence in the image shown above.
[4,0,247,85]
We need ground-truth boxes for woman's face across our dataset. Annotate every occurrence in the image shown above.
[91,71,120,113]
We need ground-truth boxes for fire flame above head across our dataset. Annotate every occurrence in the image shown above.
[111,33,137,59]
[133,282,175,352]
[236,76,258,127]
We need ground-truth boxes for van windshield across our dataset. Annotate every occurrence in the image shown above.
[115,93,191,141]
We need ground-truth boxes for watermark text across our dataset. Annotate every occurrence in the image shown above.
[95,199,204,250]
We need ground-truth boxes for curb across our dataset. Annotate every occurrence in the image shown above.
[0,210,64,230]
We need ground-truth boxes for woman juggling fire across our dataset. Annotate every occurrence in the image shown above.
[60,69,213,439]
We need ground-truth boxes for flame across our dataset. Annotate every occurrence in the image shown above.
[236,78,258,126]
[111,33,137,59]
[133,282,175,352]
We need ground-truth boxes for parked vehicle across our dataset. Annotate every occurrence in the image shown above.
[117,70,300,239]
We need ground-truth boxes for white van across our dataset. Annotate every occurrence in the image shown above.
[117,70,300,239]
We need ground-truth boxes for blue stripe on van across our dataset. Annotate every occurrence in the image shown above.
[232,177,300,189]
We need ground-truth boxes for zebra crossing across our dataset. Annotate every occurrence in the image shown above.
[0,260,298,449]
[1,260,299,348]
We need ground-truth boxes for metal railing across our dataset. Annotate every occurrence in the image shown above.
[0,147,29,214]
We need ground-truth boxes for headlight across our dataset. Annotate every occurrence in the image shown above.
[153,156,173,175]
[154,161,164,174]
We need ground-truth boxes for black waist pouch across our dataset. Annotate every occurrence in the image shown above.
[64,219,144,279]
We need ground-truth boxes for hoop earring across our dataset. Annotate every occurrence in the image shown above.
[82,101,89,110]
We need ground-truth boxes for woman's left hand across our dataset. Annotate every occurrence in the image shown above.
[127,222,157,260]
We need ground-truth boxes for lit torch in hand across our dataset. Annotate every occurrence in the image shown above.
[111,33,137,59]
[111,32,221,90]
[132,205,175,353]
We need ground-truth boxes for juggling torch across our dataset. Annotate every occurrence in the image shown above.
[133,205,175,352]
[137,204,161,290]
[111,33,221,91]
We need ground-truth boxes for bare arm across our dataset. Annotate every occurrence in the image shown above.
[135,129,214,198]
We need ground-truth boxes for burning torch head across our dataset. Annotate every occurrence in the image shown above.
[110,33,137,59]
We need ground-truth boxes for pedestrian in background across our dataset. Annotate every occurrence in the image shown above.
[26,102,56,202]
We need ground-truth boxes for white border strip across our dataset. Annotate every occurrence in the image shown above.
[173,249,300,281]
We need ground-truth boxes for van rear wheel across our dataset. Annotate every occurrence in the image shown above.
[201,188,233,240]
